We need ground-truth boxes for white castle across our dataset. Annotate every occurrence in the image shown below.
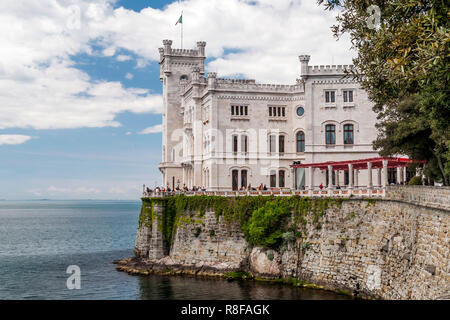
[158,40,381,191]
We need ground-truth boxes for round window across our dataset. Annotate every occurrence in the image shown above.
[296,106,305,117]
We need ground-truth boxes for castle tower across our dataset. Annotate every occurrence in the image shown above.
[158,40,206,189]
[299,54,310,80]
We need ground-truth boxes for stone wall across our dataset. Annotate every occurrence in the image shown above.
[168,211,249,270]
[134,191,449,300]
[295,200,449,299]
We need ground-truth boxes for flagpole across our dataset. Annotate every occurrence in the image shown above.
[181,10,183,49]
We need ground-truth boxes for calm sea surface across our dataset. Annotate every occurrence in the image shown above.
[0,200,350,300]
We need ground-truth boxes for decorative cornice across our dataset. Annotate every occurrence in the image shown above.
[311,79,357,84]
[217,95,304,101]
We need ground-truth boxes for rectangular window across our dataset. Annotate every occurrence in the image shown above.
[343,90,353,103]
[245,106,248,116]
[240,106,243,116]
[231,105,234,116]
[269,107,272,116]
[279,135,285,153]
[325,91,335,103]
[282,107,285,117]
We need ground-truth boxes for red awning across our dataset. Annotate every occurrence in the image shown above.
[290,157,425,171]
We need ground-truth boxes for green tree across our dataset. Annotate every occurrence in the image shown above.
[244,201,290,249]
[318,0,450,184]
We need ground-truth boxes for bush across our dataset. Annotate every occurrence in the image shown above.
[244,201,290,248]
[408,176,423,185]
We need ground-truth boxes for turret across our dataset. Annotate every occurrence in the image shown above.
[197,41,206,57]
[299,54,310,79]
[207,72,217,89]
[163,39,172,54]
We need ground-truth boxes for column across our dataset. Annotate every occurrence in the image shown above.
[355,170,359,188]
[336,170,340,187]
[382,159,388,187]
[348,164,354,189]
[367,162,373,189]
[308,166,314,190]
[328,165,333,189]
[377,168,382,187]
[291,168,295,190]
[396,167,401,184]
[182,167,186,187]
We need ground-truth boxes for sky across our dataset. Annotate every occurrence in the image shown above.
[0,0,354,200]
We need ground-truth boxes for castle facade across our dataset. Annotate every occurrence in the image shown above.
[158,40,379,191]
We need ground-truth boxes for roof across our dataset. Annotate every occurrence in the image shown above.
[290,157,425,171]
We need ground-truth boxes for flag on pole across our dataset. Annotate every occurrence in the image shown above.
[175,13,182,25]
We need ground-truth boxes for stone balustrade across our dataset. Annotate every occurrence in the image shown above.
[385,185,450,211]
[143,187,385,198]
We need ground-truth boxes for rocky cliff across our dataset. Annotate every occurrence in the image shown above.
[117,186,450,300]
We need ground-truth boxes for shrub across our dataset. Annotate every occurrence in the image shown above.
[408,176,422,185]
[266,250,274,261]
[244,201,290,249]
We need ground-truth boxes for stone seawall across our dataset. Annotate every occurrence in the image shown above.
[121,187,449,300]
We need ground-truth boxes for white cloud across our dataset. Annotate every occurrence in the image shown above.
[0,0,353,131]
[117,54,132,62]
[0,134,33,145]
[139,124,162,134]
[0,0,162,131]
[125,131,132,135]
[125,72,134,79]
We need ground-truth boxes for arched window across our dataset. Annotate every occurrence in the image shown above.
[241,135,248,153]
[325,124,336,145]
[279,170,285,188]
[343,124,354,145]
[241,170,247,188]
[270,170,276,188]
[296,131,305,152]
[279,135,285,153]
[232,170,238,190]
[180,75,188,81]
[232,135,238,153]
[269,135,276,153]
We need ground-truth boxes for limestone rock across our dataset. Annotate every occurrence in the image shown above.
[249,247,281,276]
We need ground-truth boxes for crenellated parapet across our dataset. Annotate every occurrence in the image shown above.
[308,64,354,74]
[159,40,207,77]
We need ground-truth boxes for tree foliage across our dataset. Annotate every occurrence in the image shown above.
[243,201,291,249]
[318,0,450,184]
